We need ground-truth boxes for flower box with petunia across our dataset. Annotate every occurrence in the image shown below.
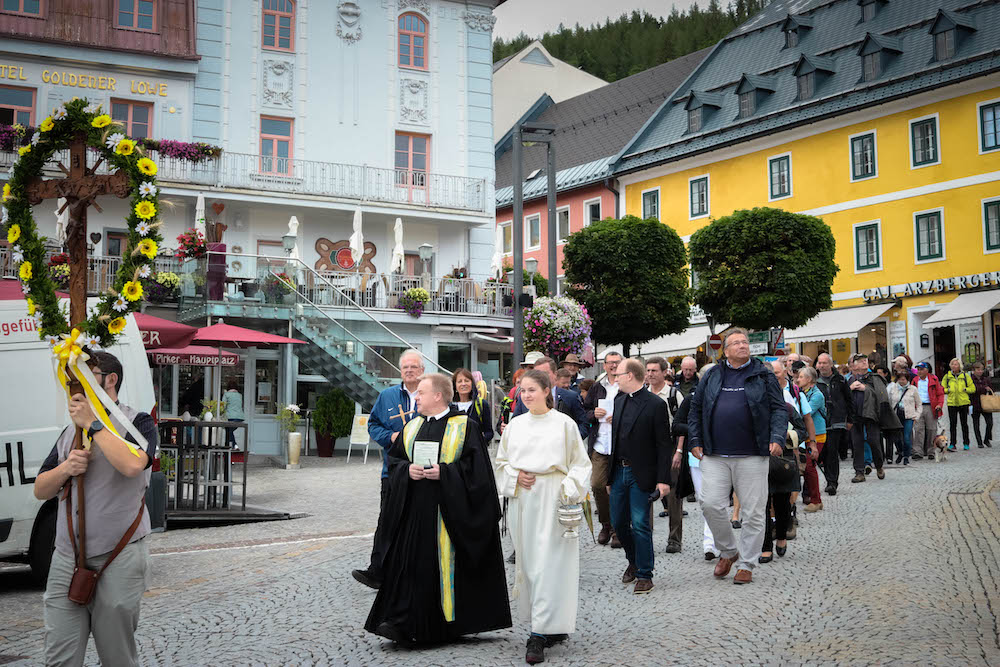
[523,296,592,360]
[0,97,170,349]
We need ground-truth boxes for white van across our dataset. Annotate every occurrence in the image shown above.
[0,289,154,581]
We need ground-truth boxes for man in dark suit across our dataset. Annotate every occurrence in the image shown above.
[512,356,589,440]
[609,358,671,595]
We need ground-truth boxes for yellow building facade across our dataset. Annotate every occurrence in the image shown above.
[618,73,1000,376]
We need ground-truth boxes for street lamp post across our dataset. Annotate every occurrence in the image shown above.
[418,242,433,291]
[525,256,538,290]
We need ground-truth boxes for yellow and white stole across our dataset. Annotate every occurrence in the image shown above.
[402,414,468,622]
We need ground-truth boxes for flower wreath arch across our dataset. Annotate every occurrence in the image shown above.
[2,97,163,350]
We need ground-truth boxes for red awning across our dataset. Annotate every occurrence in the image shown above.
[193,320,305,347]
[0,278,67,301]
[134,312,197,349]
[147,345,240,367]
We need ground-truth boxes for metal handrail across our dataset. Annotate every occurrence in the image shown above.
[207,251,449,375]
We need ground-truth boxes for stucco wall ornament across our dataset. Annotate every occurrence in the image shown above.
[337,1,362,44]
[262,59,294,108]
[399,79,428,124]
[315,238,377,273]
[462,12,496,32]
[398,0,430,14]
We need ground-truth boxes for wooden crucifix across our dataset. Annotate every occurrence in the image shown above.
[24,132,129,327]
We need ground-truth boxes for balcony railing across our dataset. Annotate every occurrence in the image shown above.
[0,147,488,213]
[0,247,180,295]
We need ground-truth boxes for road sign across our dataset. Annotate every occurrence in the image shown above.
[708,334,723,353]
[749,342,769,356]
[773,328,785,351]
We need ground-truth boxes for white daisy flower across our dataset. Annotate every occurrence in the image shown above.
[53,106,67,120]
[138,265,152,279]
[45,334,60,346]
[106,133,125,149]
[83,102,101,114]
[136,221,150,236]
[112,295,128,312]
[83,335,102,350]
[138,181,157,198]
[21,282,30,295]
[30,132,40,146]
[32,312,43,326]
[11,245,24,264]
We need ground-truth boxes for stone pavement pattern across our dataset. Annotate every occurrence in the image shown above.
[1,444,999,666]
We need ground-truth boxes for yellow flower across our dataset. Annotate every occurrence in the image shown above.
[26,297,35,316]
[134,200,156,220]
[40,117,54,132]
[7,223,19,244]
[115,138,136,156]
[19,261,32,281]
[18,145,31,157]
[137,238,157,258]
[2,183,10,202]
[91,114,112,128]
[137,157,157,176]
[108,317,127,335]
[122,280,143,302]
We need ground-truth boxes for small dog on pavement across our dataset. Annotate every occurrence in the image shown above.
[933,434,949,462]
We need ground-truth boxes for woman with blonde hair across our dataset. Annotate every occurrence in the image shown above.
[942,357,975,450]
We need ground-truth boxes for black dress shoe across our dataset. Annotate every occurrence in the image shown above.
[758,554,773,564]
[682,510,689,516]
[912,454,923,460]
[658,510,668,518]
[895,454,903,464]
[776,545,787,557]
[376,622,412,646]
[544,634,568,647]
[705,551,718,560]
[826,485,837,496]
[526,635,546,664]
[352,568,382,590]
[665,542,681,553]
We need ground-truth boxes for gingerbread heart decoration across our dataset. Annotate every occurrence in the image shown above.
[314,238,377,273]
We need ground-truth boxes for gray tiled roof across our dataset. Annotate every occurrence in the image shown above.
[614,0,1000,175]
[494,47,711,195]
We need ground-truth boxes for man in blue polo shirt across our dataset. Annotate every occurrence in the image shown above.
[352,349,424,589]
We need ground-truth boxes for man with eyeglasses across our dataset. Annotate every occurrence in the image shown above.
[687,328,786,585]
[846,353,889,483]
[583,351,623,546]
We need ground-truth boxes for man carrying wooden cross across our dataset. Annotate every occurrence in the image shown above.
[351,349,424,590]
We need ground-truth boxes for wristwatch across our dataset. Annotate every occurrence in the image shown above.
[87,420,104,440]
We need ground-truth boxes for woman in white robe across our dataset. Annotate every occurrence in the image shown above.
[494,369,592,665]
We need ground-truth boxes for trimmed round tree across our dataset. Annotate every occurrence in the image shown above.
[523,296,591,360]
[563,215,689,357]
[688,207,838,331]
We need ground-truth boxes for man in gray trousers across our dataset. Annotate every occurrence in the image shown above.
[687,328,787,585]
[34,351,158,666]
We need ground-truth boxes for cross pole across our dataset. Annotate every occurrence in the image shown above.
[23,132,130,447]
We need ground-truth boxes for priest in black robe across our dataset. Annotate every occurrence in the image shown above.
[365,373,511,645]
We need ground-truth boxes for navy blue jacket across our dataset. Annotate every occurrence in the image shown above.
[368,383,417,479]
[512,386,589,439]
[687,358,787,456]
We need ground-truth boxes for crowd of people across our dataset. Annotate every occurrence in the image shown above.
[352,338,996,664]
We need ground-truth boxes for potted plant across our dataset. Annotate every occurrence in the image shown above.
[397,287,430,317]
[147,271,180,303]
[312,387,355,457]
[175,228,208,259]
[277,403,302,465]
[264,272,295,304]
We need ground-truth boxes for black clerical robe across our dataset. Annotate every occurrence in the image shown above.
[364,407,511,643]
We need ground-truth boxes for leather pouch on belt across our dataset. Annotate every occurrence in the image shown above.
[68,566,99,605]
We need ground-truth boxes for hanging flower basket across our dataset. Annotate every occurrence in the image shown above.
[397,287,430,317]
[524,296,592,359]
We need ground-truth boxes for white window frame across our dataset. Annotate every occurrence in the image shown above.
[852,219,883,274]
[982,196,1000,255]
[848,128,878,182]
[688,174,710,220]
[524,213,542,251]
[583,197,602,227]
[767,151,793,202]
[976,96,1000,155]
[556,205,571,245]
[912,207,946,265]
[555,274,566,296]
[498,220,512,256]
[641,186,661,220]
[908,112,941,170]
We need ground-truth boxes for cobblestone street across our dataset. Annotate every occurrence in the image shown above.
[2,443,999,666]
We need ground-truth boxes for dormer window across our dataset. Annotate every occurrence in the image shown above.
[858,33,902,83]
[862,53,880,81]
[859,0,882,23]
[738,91,755,118]
[929,10,975,63]
[735,74,776,119]
[688,108,702,133]
[780,14,812,49]
[797,72,814,100]
[793,55,834,101]
[785,29,799,48]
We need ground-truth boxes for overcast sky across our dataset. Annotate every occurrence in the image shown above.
[494,0,702,40]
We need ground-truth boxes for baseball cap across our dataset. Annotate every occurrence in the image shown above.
[915,361,931,370]
[521,351,545,367]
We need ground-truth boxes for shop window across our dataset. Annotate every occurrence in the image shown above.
[398,12,428,70]
[394,132,430,200]
[1,0,40,15]
[556,208,570,243]
[525,214,541,250]
[0,85,34,126]
[254,358,279,415]
[914,210,944,262]
[854,221,881,272]
[984,200,1000,253]
[769,154,792,200]
[910,116,939,167]
[690,176,709,219]
[117,0,155,31]
[262,0,295,51]
[979,100,1000,153]
[850,131,877,180]
[499,222,512,254]
[584,199,601,226]
[641,188,659,220]
[111,99,152,139]
[260,116,293,175]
